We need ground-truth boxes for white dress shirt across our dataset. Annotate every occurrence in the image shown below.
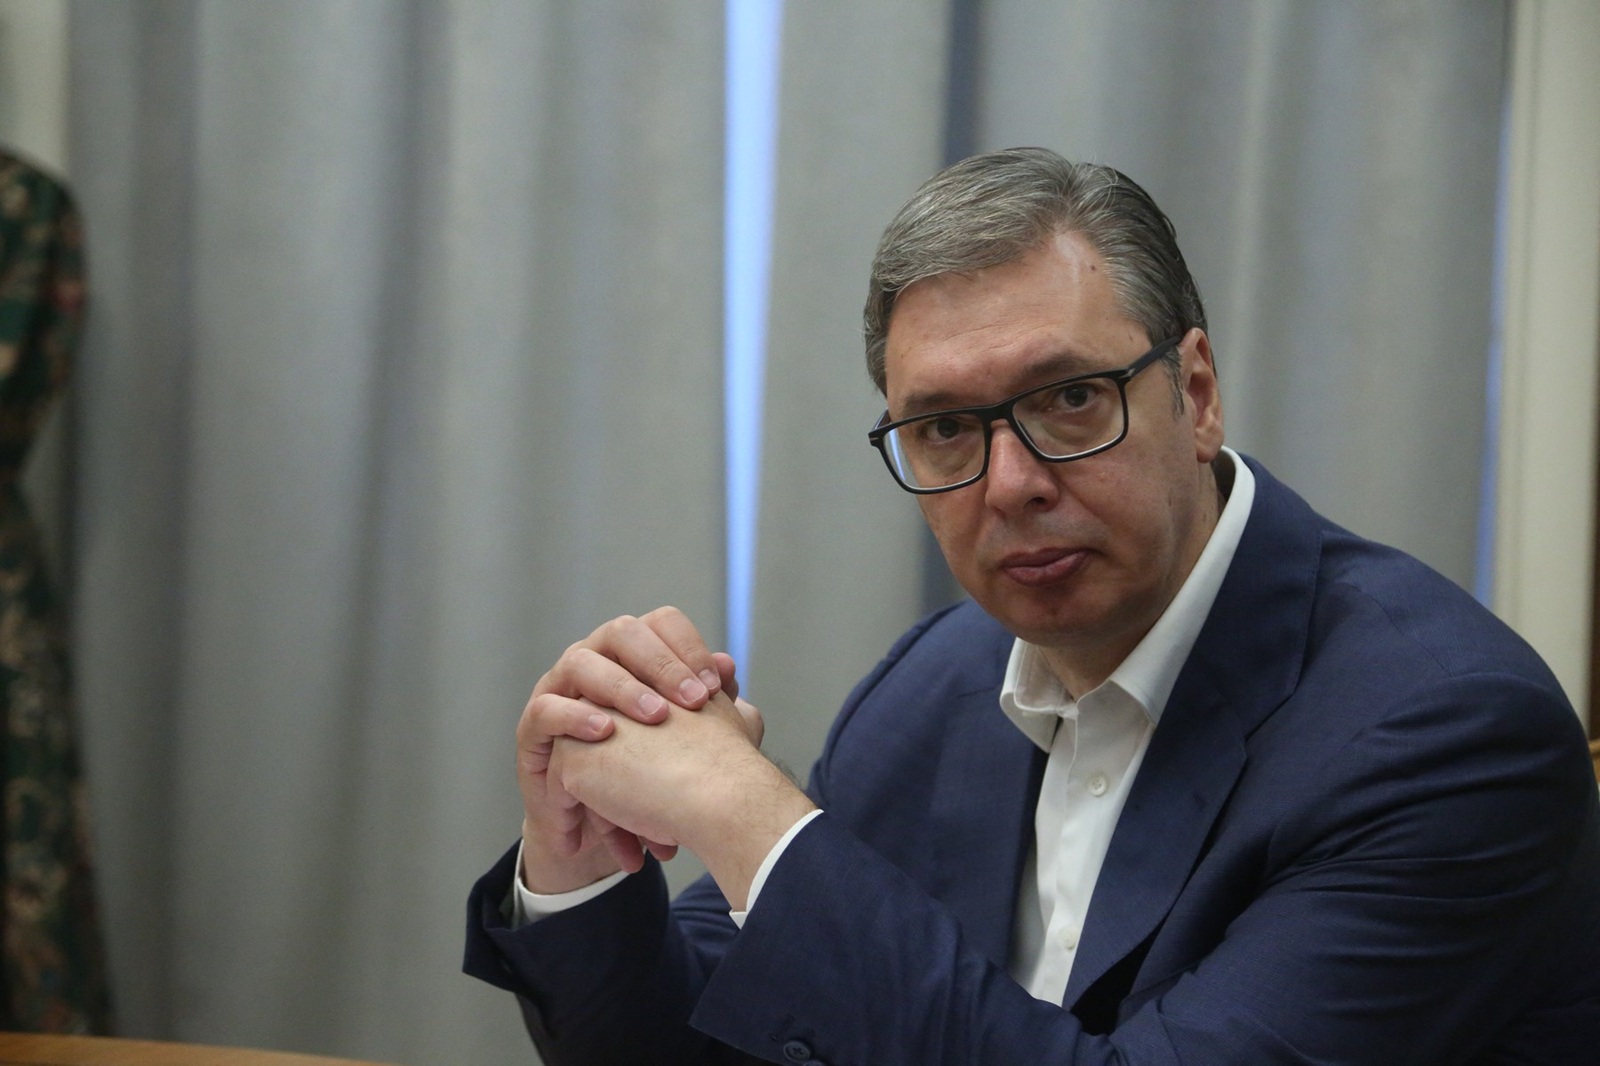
[515,449,1255,984]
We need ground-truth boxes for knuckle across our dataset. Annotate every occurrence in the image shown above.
[648,649,685,683]
[528,670,557,701]
[570,643,605,668]
[517,693,561,738]
[516,704,538,742]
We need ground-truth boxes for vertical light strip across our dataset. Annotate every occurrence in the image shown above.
[1475,76,1512,607]
[724,0,783,673]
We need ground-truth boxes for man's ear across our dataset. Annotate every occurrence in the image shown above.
[1182,329,1225,463]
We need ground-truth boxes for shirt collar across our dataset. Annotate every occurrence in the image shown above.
[999,447,1257,751]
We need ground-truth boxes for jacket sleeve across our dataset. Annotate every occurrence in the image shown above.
[464,841,772,1064]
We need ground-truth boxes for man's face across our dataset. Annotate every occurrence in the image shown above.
[883,231,1225,692]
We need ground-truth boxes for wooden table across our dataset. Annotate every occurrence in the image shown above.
[0,1033,398,1066]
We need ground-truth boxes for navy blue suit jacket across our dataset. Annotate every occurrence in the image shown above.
[466,460,1600,1064]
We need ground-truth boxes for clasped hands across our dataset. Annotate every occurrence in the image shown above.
[517,607,816,910]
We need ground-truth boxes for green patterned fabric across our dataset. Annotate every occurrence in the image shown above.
[0,149,111,1033]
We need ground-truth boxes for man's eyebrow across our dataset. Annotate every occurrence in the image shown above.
[895,351,1106,415]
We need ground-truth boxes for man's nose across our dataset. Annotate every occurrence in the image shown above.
[983,421,1060,513]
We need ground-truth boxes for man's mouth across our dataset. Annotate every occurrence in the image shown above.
[997,547,1088,587]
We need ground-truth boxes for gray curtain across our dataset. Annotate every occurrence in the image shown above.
[71,3,727,1061]
[62,1,1505,1062]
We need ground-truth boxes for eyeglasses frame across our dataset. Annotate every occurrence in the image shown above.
[866,335,1184,495]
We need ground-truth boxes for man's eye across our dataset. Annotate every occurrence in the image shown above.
[914,415,974,444]
[1059,385,1094,408]
[1045,379,1116,412]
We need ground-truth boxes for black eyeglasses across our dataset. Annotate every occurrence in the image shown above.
[867,336,1181,494]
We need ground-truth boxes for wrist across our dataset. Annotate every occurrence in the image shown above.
[686,757,817,910]
[519,825,625,895]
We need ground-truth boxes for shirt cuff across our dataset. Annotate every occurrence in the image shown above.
[506,840,630,928]
[729,808,825,928]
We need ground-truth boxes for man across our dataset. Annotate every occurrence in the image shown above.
[465,148,1600,1064]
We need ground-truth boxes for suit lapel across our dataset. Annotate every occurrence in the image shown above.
[1062,460,1323,1007]
[1062,669,1245,1007]
[926,680,1045,970]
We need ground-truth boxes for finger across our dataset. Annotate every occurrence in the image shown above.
[644,838,680,863]
[544,803,586,858]
[533,766,587,861]
[599,821,646,874]
[547,799,620,863]
[516,738,553,782]
[540,644,677,723]
[533,729,598,857]
[583,807,619,835]
[711,651,740,700]
[733,696,764,747]
[638,606,724,702]
[542,727,603,807]
[517,692,616,758]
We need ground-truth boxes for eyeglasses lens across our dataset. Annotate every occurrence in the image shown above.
[884,377,1126,490]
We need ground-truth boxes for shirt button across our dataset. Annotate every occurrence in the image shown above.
[782,1040,814,1062]
[1087,773,1109,796]
[1057,923,1080,950]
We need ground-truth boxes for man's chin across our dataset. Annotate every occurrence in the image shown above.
[972,588,1096,647]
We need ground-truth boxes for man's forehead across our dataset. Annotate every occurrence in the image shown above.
[882,235,1142,408]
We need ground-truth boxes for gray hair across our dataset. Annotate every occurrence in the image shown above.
[863,147,1207,396]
